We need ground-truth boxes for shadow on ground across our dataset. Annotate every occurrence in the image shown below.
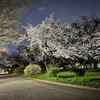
[58,75,75,78]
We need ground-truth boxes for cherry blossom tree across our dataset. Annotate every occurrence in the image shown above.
[19,14,75,71]
[0,0,42,52]
[70,16,100,68]
[19,14,73,59]
[19,14,100,69]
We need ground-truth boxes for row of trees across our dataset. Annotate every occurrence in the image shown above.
[0,14,100,73]
[19,14,100,69]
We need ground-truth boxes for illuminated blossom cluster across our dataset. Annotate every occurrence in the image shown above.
[19,14,100,68]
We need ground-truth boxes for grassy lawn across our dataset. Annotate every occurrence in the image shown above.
[19,71,100,88]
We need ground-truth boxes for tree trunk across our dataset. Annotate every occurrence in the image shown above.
[89,63,92,68]
[93,61,98,69]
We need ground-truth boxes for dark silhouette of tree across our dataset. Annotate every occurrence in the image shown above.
[0,0,43,52]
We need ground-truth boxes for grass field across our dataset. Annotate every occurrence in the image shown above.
[19,71,100,88]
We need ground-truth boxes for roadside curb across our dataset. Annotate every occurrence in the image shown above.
[23,76,100,91]
[0,74,16,78]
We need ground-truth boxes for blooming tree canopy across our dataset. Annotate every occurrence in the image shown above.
[70,16,100,68]
[19,14,74,60]
[19,14,100,68]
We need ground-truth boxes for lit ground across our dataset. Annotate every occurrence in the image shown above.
[0,76,100,100]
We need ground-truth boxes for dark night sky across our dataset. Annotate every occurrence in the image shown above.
[9,0,100,53]
[22,0,100,25]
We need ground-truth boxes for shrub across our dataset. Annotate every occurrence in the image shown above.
[75,69,86,76]
[24,63,41,76]
[68,65,85,76]
[47,59,59,69]
[46,58,60,77]
[48,68,60,77]
[68,65,77,72]
[13,67,23,74]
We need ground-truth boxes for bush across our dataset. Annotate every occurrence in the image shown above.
[46,58,60,77]
[48,68,60,77]
[68,65,77,72]
[24,63,42,76]
[75,69,86,76]
[68,65,85,76]
[13,67,23,74]
[47,59,59,69]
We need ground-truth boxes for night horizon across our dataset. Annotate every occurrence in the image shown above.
[22,0,100,25]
